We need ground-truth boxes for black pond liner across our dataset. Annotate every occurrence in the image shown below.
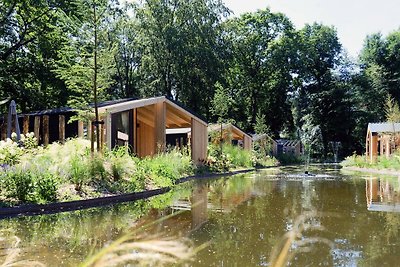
[0,168,258,219]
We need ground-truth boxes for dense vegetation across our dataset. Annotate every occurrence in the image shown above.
[342,153,400,171]
[0,134,275,205]
[1,0,400,159]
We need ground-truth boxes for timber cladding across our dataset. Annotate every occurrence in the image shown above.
[191,118,208,164]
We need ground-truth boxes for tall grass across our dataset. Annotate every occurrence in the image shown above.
[341,152,400,170]
[0,139,196,205]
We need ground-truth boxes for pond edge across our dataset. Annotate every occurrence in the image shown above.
[342,166,400,176]
[0,167,270,219]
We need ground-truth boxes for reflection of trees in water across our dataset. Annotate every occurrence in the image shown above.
[0,184,192,265]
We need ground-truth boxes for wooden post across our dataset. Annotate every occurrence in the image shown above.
[59,115,65,143]
[90,121,95,154]
[133,108,137,154]
[386,137,391,158]
[78,121,84,138]
[0,120,6,140]
[100,117,105,152]
[34,116,41,145]
[23,115,29,135]
[42,115,49,146]
[154,102,166,154]
[87,120,92,140]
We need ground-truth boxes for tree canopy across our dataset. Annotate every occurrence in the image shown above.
[1,0,400,158]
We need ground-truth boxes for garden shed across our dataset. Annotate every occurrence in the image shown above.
[272,139,302,157]
[208,123,252,151]
[366,122,400,162]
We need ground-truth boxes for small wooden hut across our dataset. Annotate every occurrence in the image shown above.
[208,123,252,151]
[366,122,400,162]
[272,139,302,157]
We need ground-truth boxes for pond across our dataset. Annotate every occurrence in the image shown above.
[1,165,400,266]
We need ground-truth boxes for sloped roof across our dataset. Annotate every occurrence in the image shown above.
[275,139,300,147]
[208,123,251,140]
[252,133,275,142]
[368,122,400,133]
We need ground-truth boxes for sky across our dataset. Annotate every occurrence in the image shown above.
[222,0,400,59]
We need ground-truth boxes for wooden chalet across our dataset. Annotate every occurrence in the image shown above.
[208,123,252,151]
[0,97,208,164]
[366,122,400,162]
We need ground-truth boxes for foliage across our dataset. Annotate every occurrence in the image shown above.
[0,132,38,166]
[0,138,200,205]
[134,149,194,189]
[341,152,400,170]
[2,1,400,160]
[384,94,400,122]
[206,144,277,172]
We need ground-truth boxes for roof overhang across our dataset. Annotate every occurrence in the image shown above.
[98,96,207,127]
[208,123,251,140]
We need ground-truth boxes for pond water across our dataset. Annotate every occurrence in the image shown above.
[1,165,400,266]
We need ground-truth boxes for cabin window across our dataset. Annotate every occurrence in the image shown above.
[111,110,133,149]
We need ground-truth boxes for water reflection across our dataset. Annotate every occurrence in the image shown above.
[1,168,400,266]
[366,176,400,212]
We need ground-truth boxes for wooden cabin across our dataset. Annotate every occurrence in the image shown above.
[98,96,207,164]
[366,122,400,162]
[0,97,208,164]
[208,123,252,151]
[272,139,302,157]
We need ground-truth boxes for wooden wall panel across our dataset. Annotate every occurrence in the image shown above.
[154,101,166,153]
[137,120,155,157]
[370,133,378,162]
[243,135,252,151]
[191,118,208,165]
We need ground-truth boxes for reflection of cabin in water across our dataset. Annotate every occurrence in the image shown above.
[366,177,400,212]
[366,122,400,162]
[0,96,208,164]
[272,139,302,157]
[208,123,252,151]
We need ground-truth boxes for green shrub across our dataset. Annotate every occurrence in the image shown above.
[34,173,58,203]
[108,146,136,182]
[0,138,22,166]
[69,154,91,191]
[2,170,34,202]
[90,155,106,180]
[276,153,304,165]
[222,144,254,168]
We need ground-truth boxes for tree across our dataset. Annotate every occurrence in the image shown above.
[222,8,296,134]
[384,94,400,122]
[137,0,228,117]
[292,23,352,157]
[0,0,82,112]
[55,0,116,152]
